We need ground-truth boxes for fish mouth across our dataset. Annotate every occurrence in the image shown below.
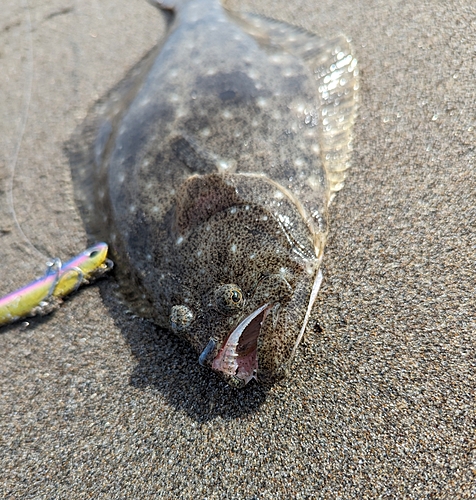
[211,303,271,386]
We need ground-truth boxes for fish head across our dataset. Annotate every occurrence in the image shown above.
[169,173,324,387]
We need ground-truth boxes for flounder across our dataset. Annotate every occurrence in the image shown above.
[74,0,358,387]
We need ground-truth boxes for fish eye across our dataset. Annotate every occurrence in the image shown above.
[170,305,194,333]
[214,284,244,313]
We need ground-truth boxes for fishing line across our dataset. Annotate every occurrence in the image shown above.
[7,0,50,263]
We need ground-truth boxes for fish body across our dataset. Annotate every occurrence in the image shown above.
[76,0,358,386]
[0,243,111,326]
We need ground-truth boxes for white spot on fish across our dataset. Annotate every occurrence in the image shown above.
[200,127,211,137]
[152,206,160,213]
[257,97,267,108]
[230,244,237,253]
[222,109,233,119]
[307,175,321,190]
[176,236,184,245]
[218,159,236,172]
[305,128,317,137]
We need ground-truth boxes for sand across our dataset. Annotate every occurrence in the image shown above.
[1,0,475,498]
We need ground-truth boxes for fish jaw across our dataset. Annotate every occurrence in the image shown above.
[255,268,323,386]
[207,265,323,388]
[211,303,271,386]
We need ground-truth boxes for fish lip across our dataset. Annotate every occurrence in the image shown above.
[211,302,272,385]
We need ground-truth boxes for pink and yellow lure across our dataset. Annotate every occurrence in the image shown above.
[0,242,112,326]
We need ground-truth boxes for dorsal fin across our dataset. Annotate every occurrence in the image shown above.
[231,12,359,204]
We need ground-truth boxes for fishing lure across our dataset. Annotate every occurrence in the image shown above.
[0,242,112,326]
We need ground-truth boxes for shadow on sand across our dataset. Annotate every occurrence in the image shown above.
[98,278,269,422]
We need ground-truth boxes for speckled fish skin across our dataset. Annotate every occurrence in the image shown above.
[80,0,358,387]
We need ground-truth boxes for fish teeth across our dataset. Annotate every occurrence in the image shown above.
[222,344,239,372]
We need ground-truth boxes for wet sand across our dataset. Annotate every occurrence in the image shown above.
[1,0,475,498]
